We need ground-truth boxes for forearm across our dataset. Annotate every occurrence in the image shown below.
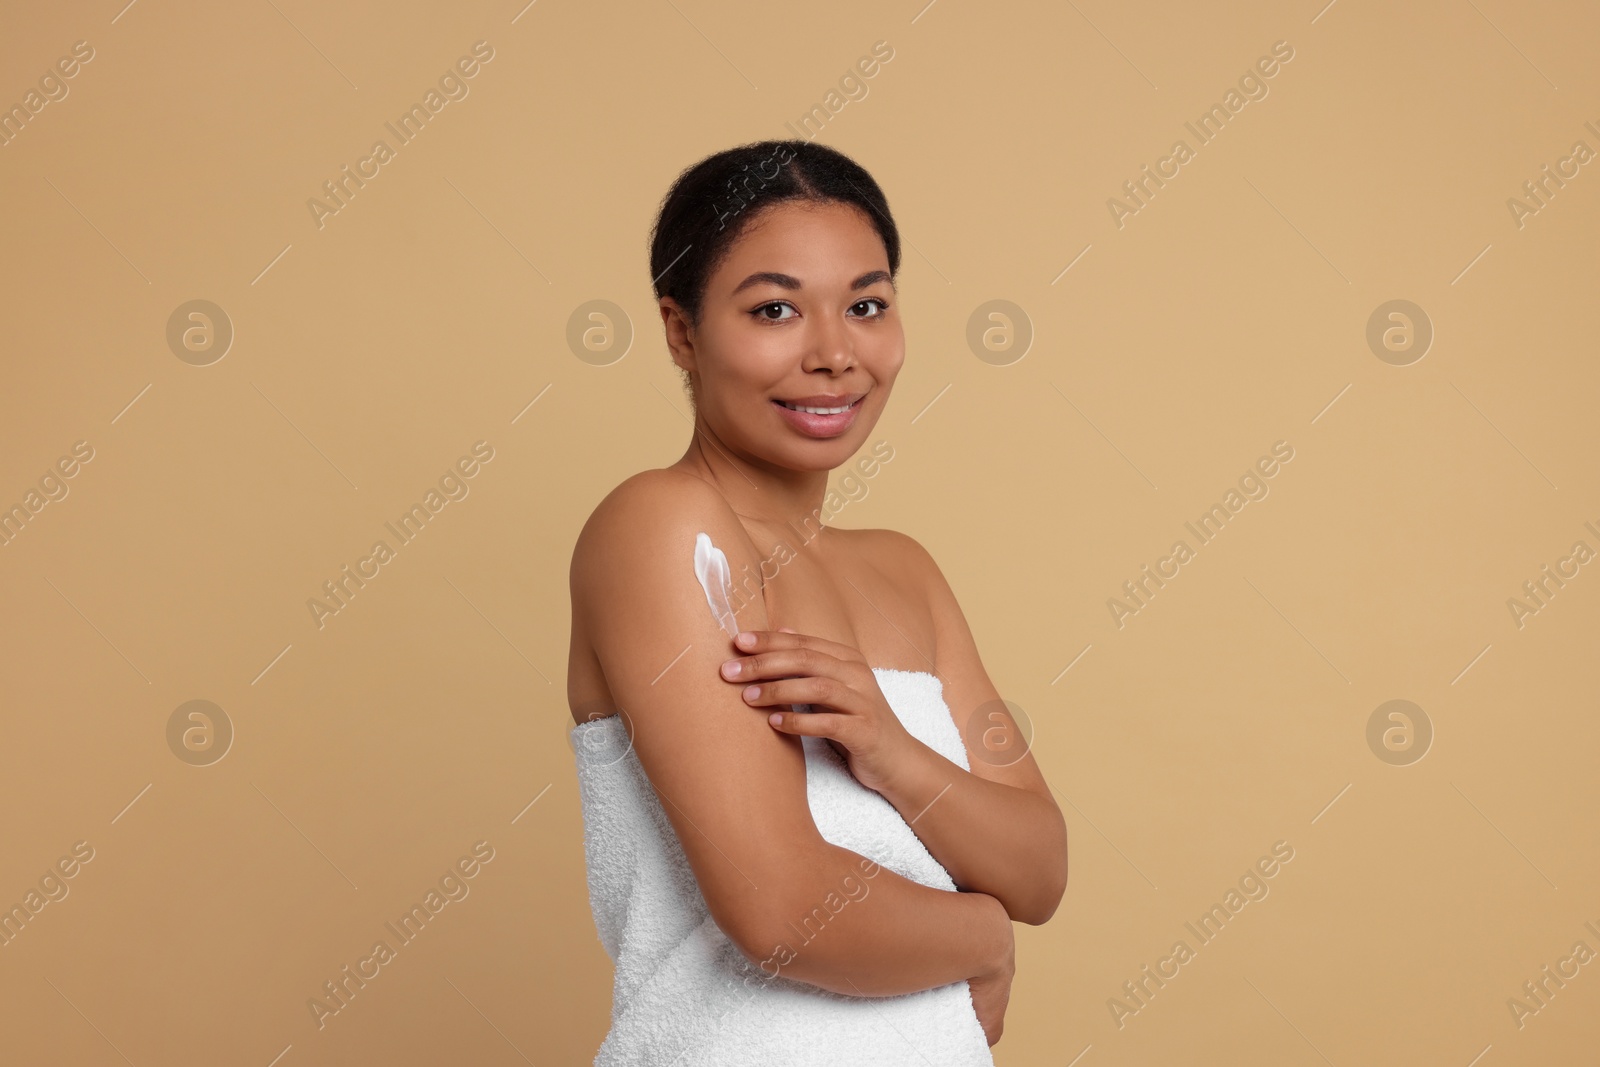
[740,843,1012,997]
[879,740,1068,924]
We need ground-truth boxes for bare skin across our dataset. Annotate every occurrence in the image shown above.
[568,199,1066,1047]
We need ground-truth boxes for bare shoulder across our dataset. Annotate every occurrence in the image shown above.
[571,468,762,593]
[837,526,945,600]
[841,526,927,556]
[575,467,740,550]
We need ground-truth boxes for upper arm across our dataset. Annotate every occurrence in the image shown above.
[570,472,827,960]
[892,531,1054,801]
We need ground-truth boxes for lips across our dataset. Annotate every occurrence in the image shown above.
[774,391,866,411]
[770,393,864,438]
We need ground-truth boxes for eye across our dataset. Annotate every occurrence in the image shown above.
[850,298,890,319]
[751,301,797,322]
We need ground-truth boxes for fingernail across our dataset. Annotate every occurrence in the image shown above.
[768,712,783,726]
[743,685,760,700]
[721,660,741,679]
[736,632,756,648]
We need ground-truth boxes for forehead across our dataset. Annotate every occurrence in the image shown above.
[712,200,887,284]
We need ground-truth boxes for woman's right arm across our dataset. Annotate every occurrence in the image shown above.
[741,841,1015,998]
[570,471,1012,997]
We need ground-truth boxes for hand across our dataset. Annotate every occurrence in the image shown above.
[967,914,1015,1047]
[720,627,924,795]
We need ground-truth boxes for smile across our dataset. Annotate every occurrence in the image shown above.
[770,393,866,439]
[775,398,859,415]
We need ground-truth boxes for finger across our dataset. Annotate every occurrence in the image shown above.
[765,708,851,738]
[727,645,880,693]
[739,676,858,713]
[727,646,845,688]
[734,628,869,668]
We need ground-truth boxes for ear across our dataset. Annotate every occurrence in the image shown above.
[659,297,696,374]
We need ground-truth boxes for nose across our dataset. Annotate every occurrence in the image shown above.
[802,311,854,373]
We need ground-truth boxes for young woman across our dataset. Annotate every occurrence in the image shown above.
[567,139,1068,1065]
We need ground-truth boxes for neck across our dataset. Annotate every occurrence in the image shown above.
[675,420,832,537]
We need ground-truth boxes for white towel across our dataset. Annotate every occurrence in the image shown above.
[571,667,996,1066]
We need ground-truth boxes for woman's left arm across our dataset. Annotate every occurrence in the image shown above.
[732,534,1069,925]
[874,535,1068,926]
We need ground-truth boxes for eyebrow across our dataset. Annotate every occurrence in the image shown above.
[729,269,895,296]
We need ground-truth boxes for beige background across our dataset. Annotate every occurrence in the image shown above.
[1,0,1596,1063]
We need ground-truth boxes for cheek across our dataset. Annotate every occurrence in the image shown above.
[871,337,906,382]
[699,346,782,410]
[706,314,789,371]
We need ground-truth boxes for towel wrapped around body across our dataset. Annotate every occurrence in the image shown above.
[570,666,996,1066]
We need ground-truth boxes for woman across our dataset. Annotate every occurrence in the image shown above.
[567,139,1068,1065]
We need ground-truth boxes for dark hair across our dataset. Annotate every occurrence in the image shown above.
[648,139,901,375]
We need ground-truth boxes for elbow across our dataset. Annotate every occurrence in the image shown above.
[720,903,795,976]
[719,908,776,971]
[1012,879,1064,926]
[1017,819,1069,926]
[716,845,855,976]
[1020,866,1067,925]
[725,889,851,984]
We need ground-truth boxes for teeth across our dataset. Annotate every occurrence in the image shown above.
[779,400,853,415]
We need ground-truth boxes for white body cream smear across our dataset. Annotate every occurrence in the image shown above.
[694,532,810,713]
